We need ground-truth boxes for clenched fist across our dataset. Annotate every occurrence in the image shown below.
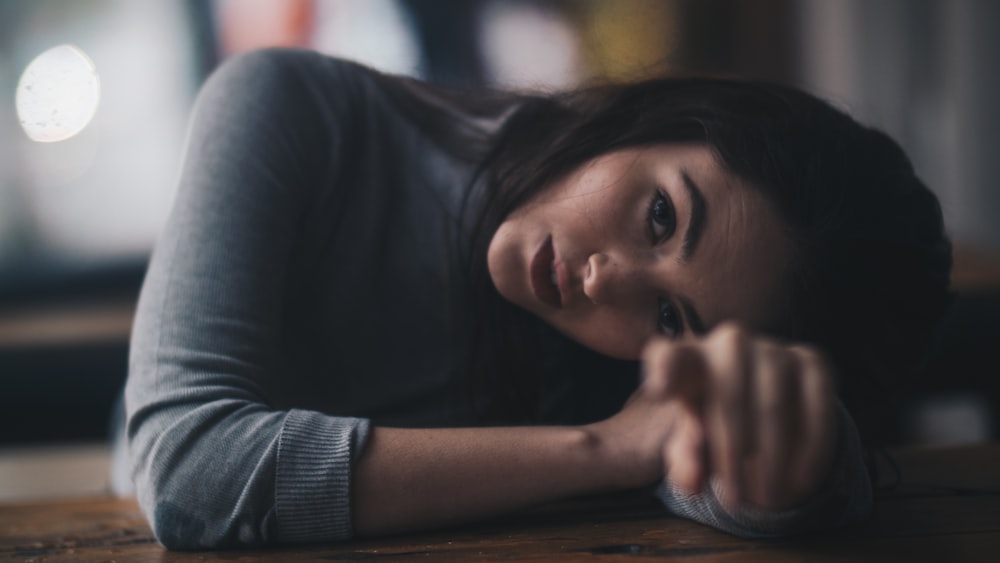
[591,323,839,511]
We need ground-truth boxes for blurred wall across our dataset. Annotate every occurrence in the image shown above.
[799,0,1000,256]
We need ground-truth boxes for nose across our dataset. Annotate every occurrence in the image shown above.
[583,252,641,305]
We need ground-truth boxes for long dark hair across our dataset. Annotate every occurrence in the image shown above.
[377,68,953,443]
[467,76,953,441]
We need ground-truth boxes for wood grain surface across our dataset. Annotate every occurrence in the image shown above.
[1,444,998,562]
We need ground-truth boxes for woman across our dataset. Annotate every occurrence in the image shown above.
[118,48,951,549]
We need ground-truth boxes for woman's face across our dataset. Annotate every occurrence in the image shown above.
[487,144,794,360]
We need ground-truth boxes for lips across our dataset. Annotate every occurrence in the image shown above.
[530,235,562,308]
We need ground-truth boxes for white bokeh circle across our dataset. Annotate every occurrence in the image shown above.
[16,44,101,143]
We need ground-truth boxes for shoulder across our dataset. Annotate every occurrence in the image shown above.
[199,48,522,162]
[201,48,380,109]
[223,48,377,82]
[183,49,400,164]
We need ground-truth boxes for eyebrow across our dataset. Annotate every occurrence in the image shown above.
[678,295,707,336]
[680,170,707,262]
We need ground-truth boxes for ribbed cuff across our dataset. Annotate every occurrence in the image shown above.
[656,401,872,538]
[274,409,371,543]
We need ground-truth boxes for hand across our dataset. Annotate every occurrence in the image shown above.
[643,323,839,511]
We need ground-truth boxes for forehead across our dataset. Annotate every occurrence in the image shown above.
[673,150,793,334]
[577,144,719,195]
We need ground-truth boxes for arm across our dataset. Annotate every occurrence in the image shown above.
[127,47,659,548]
[126,49,370,549]
[128,48,669,548]
[354,323,870,538]
[353,369,691,536]
[354,427,611,536]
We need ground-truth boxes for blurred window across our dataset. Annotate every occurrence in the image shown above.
[0,0,198,291]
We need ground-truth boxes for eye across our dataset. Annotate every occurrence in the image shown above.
[657,298,683,338]
[648,189,676,242]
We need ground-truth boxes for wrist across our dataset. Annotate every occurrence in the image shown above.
[581,418,662,490]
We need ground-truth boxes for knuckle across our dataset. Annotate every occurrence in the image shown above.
[758,378,789,418]
[790,345,836,389]
[715,371,746,408]
[789,343,828,368]
[773,349,800,379]
[704,328,752,382]
[641,341,698,395]
[667,347,706,392]
[663,342,701,370]
[641,339,675,371]
[642,335,671,357]
[757,340,787,367]
[640,339,668,371]
[710,321,747,345]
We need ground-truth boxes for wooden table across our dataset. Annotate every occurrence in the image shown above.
[1,444,998,562]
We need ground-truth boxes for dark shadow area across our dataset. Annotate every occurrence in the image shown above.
[0,258,146,445]
[0,341,129,445]
[897,290,1000,442]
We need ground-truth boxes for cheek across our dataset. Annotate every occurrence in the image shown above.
[487,222,524,301]
[557,309,647,360]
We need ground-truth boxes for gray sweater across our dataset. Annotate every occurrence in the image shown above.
[120,48,871,549]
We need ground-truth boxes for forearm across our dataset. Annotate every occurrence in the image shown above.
[352,425,640,536]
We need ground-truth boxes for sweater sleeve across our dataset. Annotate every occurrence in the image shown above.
[654,401,872,537]
[125,49,371,549]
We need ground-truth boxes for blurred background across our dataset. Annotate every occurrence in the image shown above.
[1,0,998,500]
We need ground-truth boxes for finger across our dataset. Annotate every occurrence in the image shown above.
[789,345,837,497]
[641,338,706,406]
[664,410,706,494]
[750,341,799,508]
[702,323,753,509]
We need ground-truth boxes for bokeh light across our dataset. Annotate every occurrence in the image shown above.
[16,44,101,143]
